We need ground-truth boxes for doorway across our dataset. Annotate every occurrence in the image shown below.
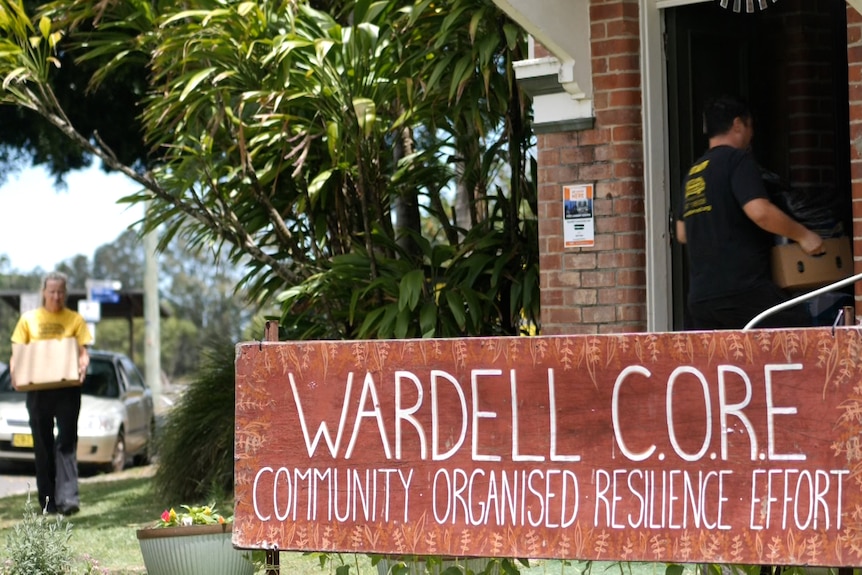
[665,0,851,329]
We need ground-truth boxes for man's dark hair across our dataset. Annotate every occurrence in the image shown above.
[702,96,751,138]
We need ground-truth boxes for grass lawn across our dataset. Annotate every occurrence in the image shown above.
[0,464,694,575]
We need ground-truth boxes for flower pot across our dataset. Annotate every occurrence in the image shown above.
[136,523,253,575]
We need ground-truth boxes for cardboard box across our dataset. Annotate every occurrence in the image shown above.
[10,337,81,391]
[771,236,854,290]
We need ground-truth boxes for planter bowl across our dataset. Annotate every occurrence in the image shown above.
[136,523,253,575]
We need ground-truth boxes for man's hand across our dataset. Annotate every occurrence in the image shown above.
[797,229,825,256]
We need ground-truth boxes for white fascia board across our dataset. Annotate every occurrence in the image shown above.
[531,93,594,133]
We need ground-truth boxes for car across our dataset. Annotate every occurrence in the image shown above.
[0,350,155,473]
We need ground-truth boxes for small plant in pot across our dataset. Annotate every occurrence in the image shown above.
[136,503,254,575]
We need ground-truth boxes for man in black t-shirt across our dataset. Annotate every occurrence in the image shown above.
[675,97,825,329]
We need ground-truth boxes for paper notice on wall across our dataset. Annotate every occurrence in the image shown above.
[563,183,595,248]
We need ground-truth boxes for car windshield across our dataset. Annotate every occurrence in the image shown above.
[0,358,118,398]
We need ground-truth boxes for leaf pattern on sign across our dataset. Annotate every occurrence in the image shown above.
[584,336,601,387]
[753,330,772,353]
[697,332,717,366]
[508,338,520,363]
[555,337,575,371]
[671,333,694,364]
[620,536,634,560]
[458,529,472,555]
[530,338,548,365]
[453,340,468,369]
[730,332,752,362]
[350,342,367,367]
[594,530,609,558]
[730,533,744,563]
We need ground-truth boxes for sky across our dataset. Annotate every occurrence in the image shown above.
[0,164,144,272]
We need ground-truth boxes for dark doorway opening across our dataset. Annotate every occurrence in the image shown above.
[666,0,851,330]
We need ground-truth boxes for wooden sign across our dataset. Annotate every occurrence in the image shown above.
[234,328,862,566]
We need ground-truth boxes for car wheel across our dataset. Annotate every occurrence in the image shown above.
[133,417,156,466]
[104,430,126,474]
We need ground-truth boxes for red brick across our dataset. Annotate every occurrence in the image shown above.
[562,252,597,270]
[616,269,647,286]
[591,21,608,40]
[596,107,642,126]
[590,3,626,23]
[581,270,616,288]
[600,321,646,334]
[566,289,598,306]
[609,143,645,162]
[608,55,640,73]
[560,147,596,164]
[616,304,647,322]
[539,254,562,272]
[580,163,613,181]
[608,89,642,108]
[542,132,578,148]
[596,215,645,234]
[579,128,613,146]
[544,323,598,336]
[614,161,644,178]
[547,306,583,324]
[597,251,644,269]
[606,18,640,39]
[591,234,615,250]
[555,271,583,288]
[613,197,645,213]
[612,125,643,143]
[538,148,561,165]
[598,287,645,305]
[593,72,642,91]
[615,233,646,250]
[542,289,564,307]
[582,306,616,324]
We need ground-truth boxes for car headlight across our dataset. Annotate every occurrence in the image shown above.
[79,413,121,433]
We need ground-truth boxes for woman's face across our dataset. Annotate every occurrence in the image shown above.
[42,279,67,313]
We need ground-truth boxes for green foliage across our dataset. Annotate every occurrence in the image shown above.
[1,493,73,575]
[0,0,538,342]
[152,339,237,503]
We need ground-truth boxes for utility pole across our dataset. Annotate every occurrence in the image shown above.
[144,213,162,400]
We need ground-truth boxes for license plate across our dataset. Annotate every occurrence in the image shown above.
[11,434,33,448]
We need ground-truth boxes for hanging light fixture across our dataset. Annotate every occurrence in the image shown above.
[718,0,779,12]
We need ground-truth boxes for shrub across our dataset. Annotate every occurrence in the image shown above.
[153,339,237,503]
[2,493,73,575]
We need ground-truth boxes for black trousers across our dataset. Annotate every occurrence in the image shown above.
[26,387,81,513]
[688,283,810,330]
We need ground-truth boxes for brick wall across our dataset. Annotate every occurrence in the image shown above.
[849,6,862,311]
[537,0,647,335]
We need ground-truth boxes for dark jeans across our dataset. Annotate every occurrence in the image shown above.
[26,387,81,513]
[689,283,810,330]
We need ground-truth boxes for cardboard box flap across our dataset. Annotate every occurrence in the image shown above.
[11,338,80,390]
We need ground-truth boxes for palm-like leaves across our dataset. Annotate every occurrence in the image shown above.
[0,0,538,339]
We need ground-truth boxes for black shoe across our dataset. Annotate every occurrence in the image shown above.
[58,504,79,516]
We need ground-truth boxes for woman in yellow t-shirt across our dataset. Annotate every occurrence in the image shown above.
[9,271,92,516]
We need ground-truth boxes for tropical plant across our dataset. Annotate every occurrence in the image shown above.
[0,0,538,342]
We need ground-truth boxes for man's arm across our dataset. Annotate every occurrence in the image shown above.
[742,198,824,255]
[675,219,687,244]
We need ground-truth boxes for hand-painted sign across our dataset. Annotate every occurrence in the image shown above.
[234,328,862,566]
